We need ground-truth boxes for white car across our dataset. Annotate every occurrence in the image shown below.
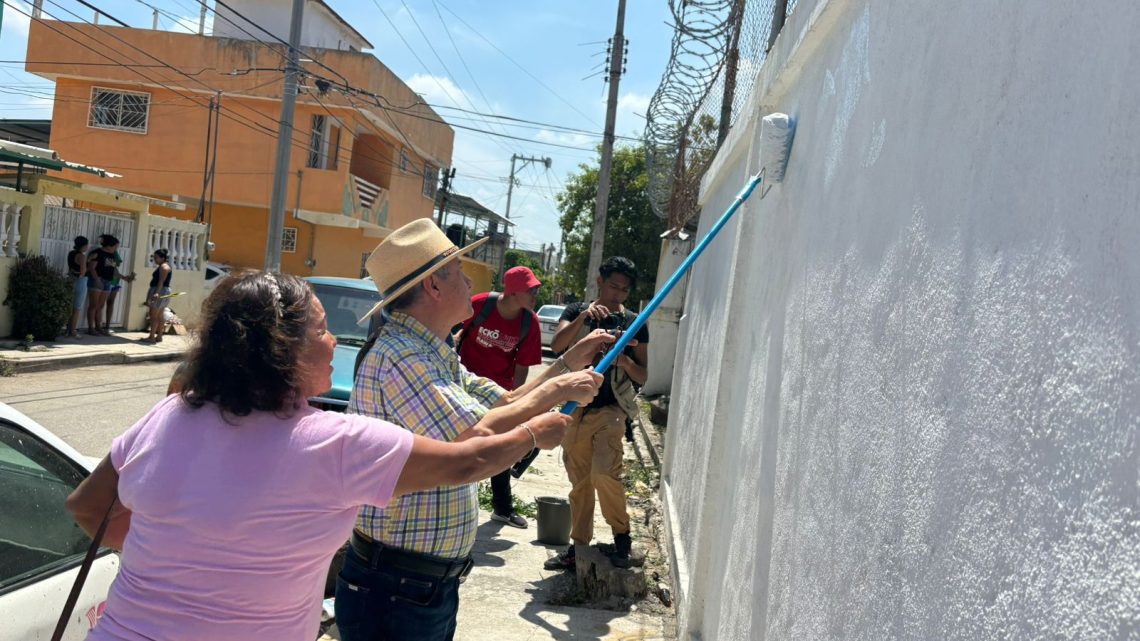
[536,304,566,349]
[203,261,231,294]
[0,403,119,640]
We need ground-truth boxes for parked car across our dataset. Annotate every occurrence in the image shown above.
[0,403,119,640]
[304,277,381,412]
[203,261,231,294]
[536,304,566,350]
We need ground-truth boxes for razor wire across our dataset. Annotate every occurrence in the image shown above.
[645,0,799,230]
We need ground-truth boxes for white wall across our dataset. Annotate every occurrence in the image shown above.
[214,0,368,51]
[663,1,1140,639]
[643,236,694,396]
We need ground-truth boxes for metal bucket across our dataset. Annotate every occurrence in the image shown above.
[535,496,572,545]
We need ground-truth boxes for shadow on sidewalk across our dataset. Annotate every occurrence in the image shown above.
[470,519,519,568]
[518,573,630,641]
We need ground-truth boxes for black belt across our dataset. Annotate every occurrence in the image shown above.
[349,531,473,582]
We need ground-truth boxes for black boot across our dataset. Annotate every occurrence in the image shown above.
[612,532,632,569]
[544,544,576,571]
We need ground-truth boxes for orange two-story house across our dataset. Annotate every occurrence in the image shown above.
[25,0,455,278]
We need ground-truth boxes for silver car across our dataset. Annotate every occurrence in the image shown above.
[536,304,566,349]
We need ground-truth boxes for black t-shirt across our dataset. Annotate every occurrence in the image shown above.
[89,249,117,281]
[560,302,649,409]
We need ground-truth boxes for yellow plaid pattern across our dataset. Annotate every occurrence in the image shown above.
[349,312,504,559]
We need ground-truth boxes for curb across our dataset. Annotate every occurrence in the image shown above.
[0,349,185,374]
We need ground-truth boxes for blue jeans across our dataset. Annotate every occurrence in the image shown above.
[335,546,461,641]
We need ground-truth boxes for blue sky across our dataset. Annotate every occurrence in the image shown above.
[0,0,673,253]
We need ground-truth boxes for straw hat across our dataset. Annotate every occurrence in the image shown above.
[359,218,488,323]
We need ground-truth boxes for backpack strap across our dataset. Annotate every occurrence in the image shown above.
[518,310,532,347]
[456,292,500,354]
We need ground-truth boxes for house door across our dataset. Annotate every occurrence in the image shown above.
[39,205,137,329]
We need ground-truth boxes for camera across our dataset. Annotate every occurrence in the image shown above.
[585,311,626,336]
[585,311,630,362]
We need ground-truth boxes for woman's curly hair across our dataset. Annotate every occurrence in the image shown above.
[180,270,314,416]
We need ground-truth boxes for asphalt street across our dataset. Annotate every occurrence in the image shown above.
[0,361,178,458]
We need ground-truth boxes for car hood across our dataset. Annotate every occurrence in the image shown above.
[321,342,362,401]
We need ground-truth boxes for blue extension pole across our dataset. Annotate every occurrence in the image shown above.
[510,170,768,477]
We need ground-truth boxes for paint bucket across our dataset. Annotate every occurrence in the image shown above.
[535,496,572,545]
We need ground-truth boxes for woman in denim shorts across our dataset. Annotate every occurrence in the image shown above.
[65,236,90,338]
[144,248,173,344]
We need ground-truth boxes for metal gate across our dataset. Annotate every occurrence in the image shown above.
[40,205,136,329]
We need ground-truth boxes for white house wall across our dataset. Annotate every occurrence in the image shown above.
[663,0,1140,639]
[214,0,367,51]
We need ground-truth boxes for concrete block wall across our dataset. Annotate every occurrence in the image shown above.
[662,1,1140,639]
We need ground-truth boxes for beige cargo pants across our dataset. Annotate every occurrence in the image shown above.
[561,405,630,545]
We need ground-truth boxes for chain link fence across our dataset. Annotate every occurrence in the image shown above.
[645,0,799,231]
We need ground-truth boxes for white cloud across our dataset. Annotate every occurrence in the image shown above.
[617,91,650,114]
[168,14,211,35]
[406,73,475,110]
[2,1,32,38]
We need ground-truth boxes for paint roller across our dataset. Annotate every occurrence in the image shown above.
[510,112,795,478]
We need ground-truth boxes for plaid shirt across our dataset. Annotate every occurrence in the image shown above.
[348,311,504,559]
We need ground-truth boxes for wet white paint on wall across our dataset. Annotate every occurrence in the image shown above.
[661,0,1140,639]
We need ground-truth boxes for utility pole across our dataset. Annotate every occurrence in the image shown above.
[436,167,456,227]
[504,153,551,220]
[32,0,43,19]
[264,0,304,272]
[584,0,627,301]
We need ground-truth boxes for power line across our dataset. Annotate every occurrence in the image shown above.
[4,1,410,189]
[393,0,514,158]
[434,0,601,129]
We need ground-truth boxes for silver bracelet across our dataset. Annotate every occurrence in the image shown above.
[554,356,571,375]
[521,423,537,450]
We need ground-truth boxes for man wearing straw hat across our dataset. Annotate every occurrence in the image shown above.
[335,219,615,641]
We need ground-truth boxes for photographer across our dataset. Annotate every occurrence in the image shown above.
[546,256,649,571]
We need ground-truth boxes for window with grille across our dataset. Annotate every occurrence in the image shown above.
[88,88,150,133]
[282,227,298,253]
[399,148,410,173]
[422,164,438,199]
[308,115,327,169]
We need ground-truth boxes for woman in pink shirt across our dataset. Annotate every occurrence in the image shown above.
[66,271,603,641]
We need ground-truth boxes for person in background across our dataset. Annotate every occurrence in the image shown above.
[546,256,649,571]
[455,265,544,528]
[143,249,173,344]
[102,245,136,335]
[85,235,119,336]
[65,235,90,338]
[66,270,591,641]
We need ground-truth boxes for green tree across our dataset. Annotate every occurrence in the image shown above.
[556,143,662,306]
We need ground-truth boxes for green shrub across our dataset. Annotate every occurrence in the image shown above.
[4,255,71,341]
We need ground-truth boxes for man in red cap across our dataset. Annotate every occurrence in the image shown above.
[455,265,545,527]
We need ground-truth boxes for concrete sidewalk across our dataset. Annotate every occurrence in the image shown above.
[0,331,188,374]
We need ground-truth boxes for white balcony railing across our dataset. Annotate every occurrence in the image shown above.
[0,202,23,257]
[352,174,383,210]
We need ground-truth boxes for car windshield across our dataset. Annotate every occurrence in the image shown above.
[310,283,380,346]
[537,305,564,320]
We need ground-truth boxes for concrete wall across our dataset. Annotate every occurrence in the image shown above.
[0,255,15,337]
[644,236,694,395]
[663,1,1140,639]
[214,0,369,51]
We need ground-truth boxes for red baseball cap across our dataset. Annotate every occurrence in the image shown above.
[503,266,542,295]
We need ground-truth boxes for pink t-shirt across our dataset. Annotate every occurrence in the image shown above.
[89,395,413,641]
